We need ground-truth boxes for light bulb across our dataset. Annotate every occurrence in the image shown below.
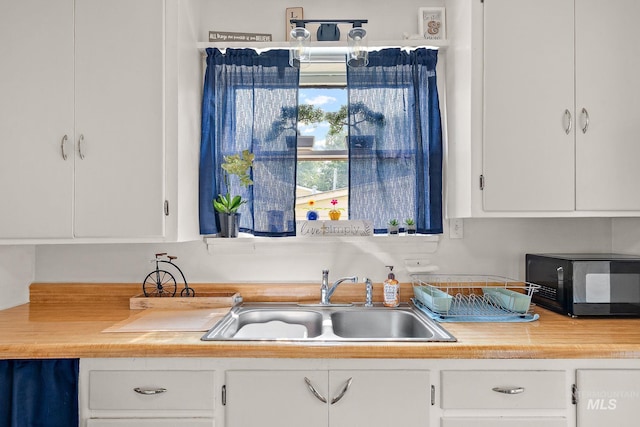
[347,27,368,67]
[289,27,311,67]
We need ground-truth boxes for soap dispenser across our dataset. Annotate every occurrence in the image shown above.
[383,266,400,307]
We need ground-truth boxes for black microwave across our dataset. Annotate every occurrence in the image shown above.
[526,253,640,317]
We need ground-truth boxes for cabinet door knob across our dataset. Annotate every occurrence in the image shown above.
[331,377,353,405]
[60,135,69,160]
[492,386,525,394]
[133,387,167,395]
[304,377,327,403]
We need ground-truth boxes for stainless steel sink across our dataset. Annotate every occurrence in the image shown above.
[201,302,456,342]
[330,309,435,339]
[203,307,324,340]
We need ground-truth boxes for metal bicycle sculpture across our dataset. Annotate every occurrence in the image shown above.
[142,253,195,297]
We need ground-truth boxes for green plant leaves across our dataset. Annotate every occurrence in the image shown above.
[213,193,246,214]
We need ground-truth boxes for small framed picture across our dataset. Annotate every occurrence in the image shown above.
[418,7,446,41]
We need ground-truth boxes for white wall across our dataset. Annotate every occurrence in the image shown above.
[612,218,640,254]
[0,246,35,309]
[199,0,445,42]
[34,218,612,287]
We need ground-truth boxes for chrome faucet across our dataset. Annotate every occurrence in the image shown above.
[364,278,374,307]
[320,269,358,305]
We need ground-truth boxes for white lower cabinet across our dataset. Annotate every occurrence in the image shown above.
[81,358,640,427]
[442,418,566,427]
[440,370,569,427]
[87,420,213,427]
[224,370,430,427]
[576,370,640,427]
[441,370,566,409]
[80,359,215,427]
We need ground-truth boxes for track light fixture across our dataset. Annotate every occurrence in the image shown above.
[289,19,369,68]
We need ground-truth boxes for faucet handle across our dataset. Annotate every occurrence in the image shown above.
[364,278,374,307]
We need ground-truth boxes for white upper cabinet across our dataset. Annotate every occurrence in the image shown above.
[0,0,201,242]
[74,0,165,238]
[574,0,640,211]
[446,0,640,217]
[0,0,75,238]
[482,0,575,212]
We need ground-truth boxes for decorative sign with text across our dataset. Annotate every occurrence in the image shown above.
[296,220,373,237]
[208,31,272,42]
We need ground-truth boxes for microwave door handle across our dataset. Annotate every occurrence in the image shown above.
[557,267,564,285]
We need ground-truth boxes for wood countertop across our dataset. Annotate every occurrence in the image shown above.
[2,283,640,360]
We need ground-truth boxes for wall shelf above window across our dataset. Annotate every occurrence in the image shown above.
[197,39,449,54]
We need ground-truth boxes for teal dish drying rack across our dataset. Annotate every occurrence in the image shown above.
[411,274,541,322]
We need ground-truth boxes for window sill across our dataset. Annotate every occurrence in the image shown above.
[204,233,441,255]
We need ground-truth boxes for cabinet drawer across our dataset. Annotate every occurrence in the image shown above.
[87,419,214,427]
[442,417,567,427]
[441,370,566,409]
[89,370,214,411]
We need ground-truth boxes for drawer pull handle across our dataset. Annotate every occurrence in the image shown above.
[304,377,327,403]
[331,377,353,405]
[134,387,167,395]
[492,386,525,395]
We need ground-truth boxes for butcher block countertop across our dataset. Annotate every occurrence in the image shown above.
[1,282,640,359]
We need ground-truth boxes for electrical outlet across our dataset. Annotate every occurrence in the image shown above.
[449,218,464,239]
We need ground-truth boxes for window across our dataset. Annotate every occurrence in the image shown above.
[295,83,349,221]
[199,48,443,236]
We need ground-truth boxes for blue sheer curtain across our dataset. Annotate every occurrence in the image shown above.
[347,48,443,234]
[0,359,79,427]
[199,48,299,236]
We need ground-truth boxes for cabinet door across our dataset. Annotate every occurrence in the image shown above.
[225,370,328,427]
[74,0,164,238]
[482,0,575,211]
[442,418,566,427]
[575,0,640,211]
[329,370,430,427]
[87,420,213,427]
[0,0,74,238]
[576,370,640,427]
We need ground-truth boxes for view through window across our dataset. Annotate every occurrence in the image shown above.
[295,86,349,221]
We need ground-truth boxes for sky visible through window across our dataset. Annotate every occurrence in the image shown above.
[298,87,347,150]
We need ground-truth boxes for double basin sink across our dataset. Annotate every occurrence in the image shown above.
[201,302,456,342]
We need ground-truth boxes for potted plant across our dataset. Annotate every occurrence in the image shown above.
[404,218,417,234]
[212,149,254,237]
[388,219,399,235]
[328,199,343,220]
